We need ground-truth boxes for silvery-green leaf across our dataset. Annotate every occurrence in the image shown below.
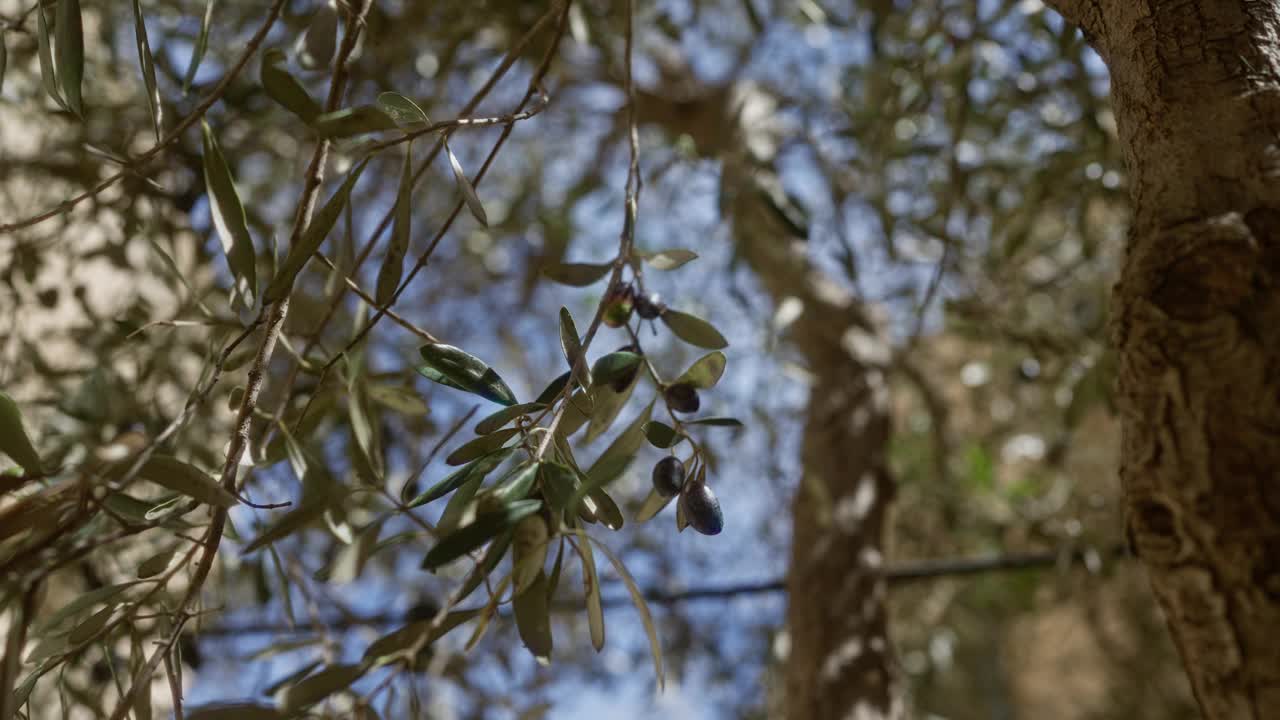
[0,390,42,473]
[542,262,611,287]
[201,121,258,306]
[662,310,729,349]
[376,91,431,131]
[261,48,320,122]
[56,0,84,115]
[416,343,517,406]
[447,145,488,227]
[641,248,697,270]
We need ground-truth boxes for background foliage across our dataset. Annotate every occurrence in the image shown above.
[0,0,1198,718]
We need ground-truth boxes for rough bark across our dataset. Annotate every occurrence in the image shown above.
[1044,2,1280,716]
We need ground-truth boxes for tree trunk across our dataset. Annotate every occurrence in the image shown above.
[723,159,903,720]
[1046,2,1280,716]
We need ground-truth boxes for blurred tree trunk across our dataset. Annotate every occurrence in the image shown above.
[635,75,900,718]
[1047,2,1280,717]
[722,158,902,720]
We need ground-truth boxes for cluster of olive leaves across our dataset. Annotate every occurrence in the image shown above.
[403,246,739,673]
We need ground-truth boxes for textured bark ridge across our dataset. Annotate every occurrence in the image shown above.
[1046,1,1280,716]
[722,159,903,720]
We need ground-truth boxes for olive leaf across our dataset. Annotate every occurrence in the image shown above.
[447,144,488,227]
[587,535,664,689]
[487,461,539,503]
[377,91,431,131]
[513,570,553,660]
[642,420,679,449]
[590,352,642,388]
[542,262,611,286]
[109,455,237,509]
[662,309,729,349]
[676,351,727,389]
[416,343,517,406]
[182,0,215,93]
[363,609,480,666]
[241,485,344,555]
[56,0,85,116]
[130,0,161,140]
[0,390,43,473]
[571,400,653,509]
[584,367,639,443]
[187,705,283,720]
[260,48,320,122]
[445,427,519,466]
[264,158,370,302]
[454,531,512,603]
[312,105,399,137]
[376,144,414,305]
[559,307,591,387]
[572,538,606,651]
[36,3,65,110]
[512,514,549,595]
[201,121,258,306]
[641,248,698,270]
[685,417,744,427]
[535,370,573,405]
[276,664,364,712]
[634,488,674,523]
[587,488,624,530]
[0,32,7,95]
[475,402,546,435]
[406,447,512,508]
[421,499,542,570]
[136,548,176,579]
[298,1,338,70]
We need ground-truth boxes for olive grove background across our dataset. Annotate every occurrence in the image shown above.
[0,0,1210,718]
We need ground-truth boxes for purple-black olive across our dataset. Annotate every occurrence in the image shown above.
[634,292,665,320]
[664,383,700,414]
[682,482,723,535]
[651,456,686,498]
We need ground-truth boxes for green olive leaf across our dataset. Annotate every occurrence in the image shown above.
[276,663,364,712]
[0,391,43,473]
[416,343,517,406]
[312,104,399,137]
[55,0,84,116]
[661,309,729,349]
[571,538,605,651]
[685,417,745,427]
[421,499,542,571]
[182,0,214,94]
[260,48,320,122]
[559,307,592,387]
[640,248,698,270]
[376,91,431,131]
[201,121,258,306]
[130,0,161,140]
[571,400,653,510]
[447,144,488,227]
[405,447,513,508]
[675,351,727,389]
[642,420,679,449]
[590,352,642,388]
[36,3,66,110]
[298,2,338,70]
[513,570,553,660]
[376,144,414,305]
[541,262,612,286]
[363,609,480,666]
[445,427,519,466]
[475,402,546,435]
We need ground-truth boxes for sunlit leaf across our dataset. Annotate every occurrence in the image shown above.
[377,91,431,131]
[56,0,84,115]
[265,158,370,302]
[329,521,379,584]
[513,570,553,660]
[242,494,341,554]
[277,663,364,712]
[182,0,215,93]
[487,461,539,503]
[641,248,698,270]
[367,384,429,415]
[376,144,414,305]
[0,32,7,95]
[662,309,729,349]
[588,535,663,688]
[447,145,488,227]
[542,262,611,286]
[539,461,578,513]
[261,48,320,122]
[34,582,141,634]
[416,343,517,406]
[421,499,542,570]
[535,370,573,405]
[587,488,624,530]
[676,351,727,389]
[465,571,512,651]
[475,402,545,435]
[0,390,42,473]
[634,488,674,523]
[454,531,512,603]
[202,121,258,306]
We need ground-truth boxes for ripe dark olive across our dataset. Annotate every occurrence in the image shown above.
[652,456,686,498]
[682,482,723,535]
[602,286,634,328]
[664,383,700,414]
[634,292,665,320]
